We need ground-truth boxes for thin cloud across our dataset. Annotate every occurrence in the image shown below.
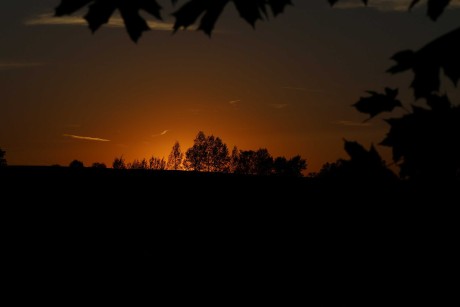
[152,130,169,137]
[229,100,241,105]
[63,134,110,142]
[270,104,289,109]
[25,14,175,31]
[335,120,371,127]
[0,62,44,70]
[334,0,460,12]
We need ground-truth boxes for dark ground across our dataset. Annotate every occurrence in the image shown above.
[1,166,457,303]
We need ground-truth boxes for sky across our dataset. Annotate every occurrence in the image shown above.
[1,0,459,172]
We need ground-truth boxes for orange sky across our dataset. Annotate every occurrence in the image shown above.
[1,1,459,172]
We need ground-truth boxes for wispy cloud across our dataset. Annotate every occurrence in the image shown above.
[334,120,371,127]
[25,14,175,31]
[334,0,460,12]
[0,62,44,70]
[63,134,110,142]
[152,130,169,137]
[270,103,289,109]
[229,100,241,105]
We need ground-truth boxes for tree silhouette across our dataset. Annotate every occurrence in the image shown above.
[69,160,84,168]
[231,148,306,176]
[317,160,347,179]
[149,156,166,170]
[91,162,107,168]
[229,146,239,173]
[113,156,127,169]
[233,150,255,175]
[128,158,149,169]
[0,147,7,168]
[316,141,397,181]
[205,135,230,172]
[184,131,207,171]
[167,141,184,170]
[252,149,274,176]
[184,131,230,172]
[273,155,307,177]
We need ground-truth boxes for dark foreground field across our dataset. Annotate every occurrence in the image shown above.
[1,166,457,303]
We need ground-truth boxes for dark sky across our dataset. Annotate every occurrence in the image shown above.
[1,0,459,171]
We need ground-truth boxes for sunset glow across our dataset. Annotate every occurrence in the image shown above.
[1,1,459,172]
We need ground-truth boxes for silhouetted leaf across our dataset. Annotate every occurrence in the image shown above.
[388,27,460,99]
[84,1,116,33]
[410,0,451,21]
[408,0,420,10]
[55,0,163,42]
[268,0,292,16]
[55,0,92,16]
[172,0,292,36]
[172,0,228,36]
[353,88,402,121]
[53,0,454,41]
[344,140,369,162]
[343,140,390,176]
[381,97,460,180]
[428,0,451,20]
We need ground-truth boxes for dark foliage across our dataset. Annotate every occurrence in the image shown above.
[273,155,307,177]
[381,95,460,181]
[0,147,6,168]
[316,141,396,182]
[408,0,451,21]
[91,162,107,168]
[113,156,126,169]
[353,88,402,121]
[69,159,84,168]
[172,0,292,36]
[330,1,459,101]
[55,0,162,42]
[388,28,460,99]
[55,0,292,40]
[55,1,454,41]
[184,131,229,172]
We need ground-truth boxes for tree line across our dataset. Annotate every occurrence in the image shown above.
[50,1,459,183]
[112,131,307,177]
[0,147,6,168]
